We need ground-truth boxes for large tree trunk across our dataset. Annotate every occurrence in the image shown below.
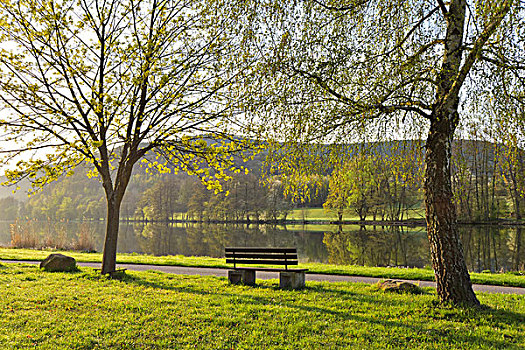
[101,195,122,274]
[422,0,479,306]
[99,158,133,275]
[424,113,479,306]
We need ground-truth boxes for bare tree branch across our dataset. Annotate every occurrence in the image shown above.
[437,0,448,16]
[450,0,512,99]
[312,0,368,12]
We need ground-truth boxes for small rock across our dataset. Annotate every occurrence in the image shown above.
[377,279,422,294]
[40,254,77,272]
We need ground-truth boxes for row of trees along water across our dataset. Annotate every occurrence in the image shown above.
[1,136,524,223]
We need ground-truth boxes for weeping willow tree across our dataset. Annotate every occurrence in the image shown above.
[236,0,525,305]
[0,0,257,275]
[492,92,525,221]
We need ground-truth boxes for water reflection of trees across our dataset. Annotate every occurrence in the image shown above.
[461,226,525,272]
[513,228,524,271]
[106,222,525,271]
[2,219,523,271]
[321,225,525,271]
[131,223,327,261]
[323,225,429,267]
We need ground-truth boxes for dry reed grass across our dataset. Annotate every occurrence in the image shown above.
[10,219,96,251]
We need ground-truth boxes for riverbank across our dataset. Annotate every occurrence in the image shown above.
[1,248,524,288]
[120,217,525,227]
[0,264,524,349]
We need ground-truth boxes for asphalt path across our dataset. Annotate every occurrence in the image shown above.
[2,259,525,295]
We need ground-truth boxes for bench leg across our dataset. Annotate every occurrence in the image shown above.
[228,270,256,286]
[242,270,256,286]
[228,270,243,285]
[279,271,305,289]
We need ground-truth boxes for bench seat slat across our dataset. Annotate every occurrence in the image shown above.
[225,253,298,260]
[226,259,299,266]
[225,247,297,253]
[233,267,308,272]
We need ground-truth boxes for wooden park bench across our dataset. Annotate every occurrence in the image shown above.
[225,247,307,289]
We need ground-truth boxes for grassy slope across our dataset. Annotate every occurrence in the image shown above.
[0,264,524,349]
[1,248,524,288]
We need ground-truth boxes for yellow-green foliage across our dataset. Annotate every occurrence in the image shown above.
[0,0,260,196]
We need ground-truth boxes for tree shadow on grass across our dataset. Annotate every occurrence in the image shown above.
[113,271,525,349]
[453,303,525,330]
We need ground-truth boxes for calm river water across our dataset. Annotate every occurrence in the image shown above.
[1,220,523,272]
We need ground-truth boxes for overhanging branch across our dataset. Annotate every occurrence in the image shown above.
[437,0,448,16]
[449,0,512,99]
[312,0,368,12]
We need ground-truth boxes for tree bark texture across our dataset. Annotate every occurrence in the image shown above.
[424,115,479,306]
[101,196,121,274]
[421,0,480,306]
[100,157,134,275]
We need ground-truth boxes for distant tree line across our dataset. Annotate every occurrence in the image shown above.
[135,173,294,222]
[0,139,523,223]
[323,146,422,222]
[0,166,298,223]
[323,140,525,222]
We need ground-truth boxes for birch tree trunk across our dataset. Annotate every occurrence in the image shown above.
[425,111,479,305]
[423,0,479,305]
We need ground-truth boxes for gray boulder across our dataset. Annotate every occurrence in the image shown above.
[40,253,77,272]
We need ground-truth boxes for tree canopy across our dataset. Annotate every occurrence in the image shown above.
[0,0,257,274]
[235,0,525,305]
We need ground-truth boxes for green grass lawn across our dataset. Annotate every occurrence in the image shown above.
[287,208,342,221]
[1,248,525,288]
[286,207,426,222]
[282,223,426,233]
[0,263,523,349]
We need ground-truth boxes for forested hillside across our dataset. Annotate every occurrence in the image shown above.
[0,139,523,223]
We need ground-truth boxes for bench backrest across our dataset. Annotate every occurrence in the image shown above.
[225,247,299,270]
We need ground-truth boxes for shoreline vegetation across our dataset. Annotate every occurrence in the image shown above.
[117,218,525,227]
[122,207,525,226]
[6,217,525,227]
[1,248,524,288]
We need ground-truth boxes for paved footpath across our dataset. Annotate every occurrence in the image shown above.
[2,259,525,295]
